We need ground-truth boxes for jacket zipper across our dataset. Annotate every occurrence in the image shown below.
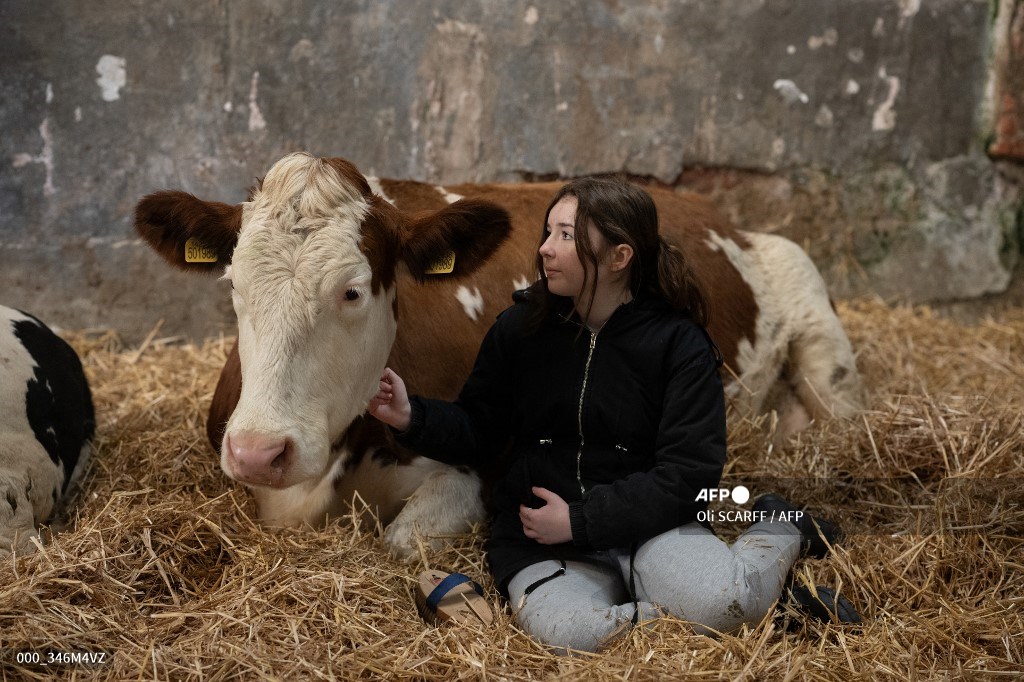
[575,329,598,496]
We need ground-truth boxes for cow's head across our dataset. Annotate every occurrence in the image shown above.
[135,152,510,489]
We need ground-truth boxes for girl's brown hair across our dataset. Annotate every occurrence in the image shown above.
[530,176,709,327]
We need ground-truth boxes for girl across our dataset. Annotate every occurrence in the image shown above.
[369,177,840,652]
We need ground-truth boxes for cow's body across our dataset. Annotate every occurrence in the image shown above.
[136,153,862,557]
[0,305,94,555]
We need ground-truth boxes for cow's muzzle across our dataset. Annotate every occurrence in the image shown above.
[224,432,295,488]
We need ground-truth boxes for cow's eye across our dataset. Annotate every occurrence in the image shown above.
[337,280,368,308]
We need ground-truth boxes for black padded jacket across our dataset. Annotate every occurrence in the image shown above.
[396,292,726,594]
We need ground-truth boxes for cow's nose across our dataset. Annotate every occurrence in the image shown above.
[225,432,292,486]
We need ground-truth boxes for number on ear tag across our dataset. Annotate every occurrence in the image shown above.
[424,251,456,275]
[185,238,218,263]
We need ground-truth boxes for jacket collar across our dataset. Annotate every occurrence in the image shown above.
[551,291,669,333]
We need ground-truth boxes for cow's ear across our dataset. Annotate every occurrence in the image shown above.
[135,190,242,273]
[400,199,511,281]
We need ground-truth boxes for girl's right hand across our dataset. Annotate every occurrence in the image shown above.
[368,367,412,432]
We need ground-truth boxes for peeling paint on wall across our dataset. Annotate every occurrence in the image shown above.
[815,105,835,127]
[248,71,267,132]
[413,19,488,180]
[872,67,900,131]
[95,55,126,101]
[898,0,921,28]
[12,118,56,196]
[694,94,719,161]
[773,79,809,104]
[289,39,315,62]
[770,137,786,166]
[807,28,838,49]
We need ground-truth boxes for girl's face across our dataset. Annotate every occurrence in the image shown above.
[539,196,604,299]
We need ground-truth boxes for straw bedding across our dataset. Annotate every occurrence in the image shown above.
[1,299,1021,680]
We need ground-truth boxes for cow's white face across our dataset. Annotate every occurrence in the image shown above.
[135,151,511,495]
[220,154,397,489]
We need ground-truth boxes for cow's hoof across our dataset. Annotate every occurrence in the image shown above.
[0,483,40,556]
[0,529,40,556]
[383,522,421,561]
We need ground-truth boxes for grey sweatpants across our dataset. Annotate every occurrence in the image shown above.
[507,521,802,653]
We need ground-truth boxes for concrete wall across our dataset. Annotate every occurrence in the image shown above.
[2,0,1021,342]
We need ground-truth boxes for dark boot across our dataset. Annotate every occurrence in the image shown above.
[752,493,842,559]
[788,585,863,625]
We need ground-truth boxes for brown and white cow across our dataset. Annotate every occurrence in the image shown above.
[135,152,863,557]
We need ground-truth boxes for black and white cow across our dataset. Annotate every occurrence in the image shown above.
[0,305,94,555]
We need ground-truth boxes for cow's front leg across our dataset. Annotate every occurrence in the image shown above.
[0,437,63,556]
[384,463,486,560]
[0,482,40,555]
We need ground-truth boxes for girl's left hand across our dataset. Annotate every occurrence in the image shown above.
[520,487,572,545]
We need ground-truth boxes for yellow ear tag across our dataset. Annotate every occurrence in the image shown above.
[424,251,456,275]
[185,238,218,263]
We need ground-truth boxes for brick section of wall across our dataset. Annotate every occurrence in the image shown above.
[990,0,1024,160]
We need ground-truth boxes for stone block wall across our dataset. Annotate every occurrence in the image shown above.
[1,0,1020,341]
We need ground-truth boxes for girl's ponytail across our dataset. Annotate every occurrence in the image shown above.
[652,235,709,327]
